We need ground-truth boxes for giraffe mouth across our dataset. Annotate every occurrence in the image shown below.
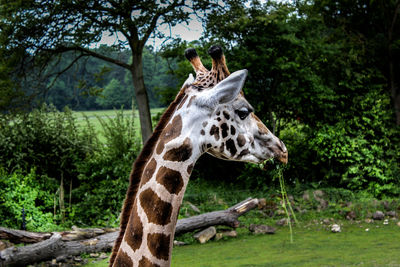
[277,152,288,164]
[259,154,288,170]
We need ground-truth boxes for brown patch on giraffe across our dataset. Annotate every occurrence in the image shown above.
[223,111,230,120]
[221,123,229,138]
[177,94,189,110]
[201,143,207,152]
[200,129,205,135]
[230,125,236,135]
[187,164,194,174]
[156,166,184,195]
[209,125,220,141]
[252,113,269,134]
[139,188,172,225]
[138,256,160,267]
[226,139,237,156]
[114,250,133,267]
[202,121,208,127]
[187,96,196,107]
[163,137,192,162]
[141,158,157,186]
[237,149,250,159]
[220,142,225,153]
[147,233,171,261]
[124,204,143,251]
[156,115,182,154]
[237,134,246,147]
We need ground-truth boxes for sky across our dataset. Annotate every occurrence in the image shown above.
[97,14,204,50]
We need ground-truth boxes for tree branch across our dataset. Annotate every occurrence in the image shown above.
[53,46,131,69]
[142,12,162,45]
[142,0,188,45]
[45,53,86,90]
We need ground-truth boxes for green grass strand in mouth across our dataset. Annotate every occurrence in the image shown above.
[276,164,298,243]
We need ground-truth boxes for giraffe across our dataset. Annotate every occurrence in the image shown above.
[110,45,288,267]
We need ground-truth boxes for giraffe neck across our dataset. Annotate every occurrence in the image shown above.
[114,111,202,267]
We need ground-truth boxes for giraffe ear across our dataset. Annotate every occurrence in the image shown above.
[212,69,248,104]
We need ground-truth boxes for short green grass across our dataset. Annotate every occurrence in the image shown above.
[73,108,164,141]
[85,222,400,267]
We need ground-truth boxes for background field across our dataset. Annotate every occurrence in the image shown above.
[73,108,164,142]
[85,223,400,267]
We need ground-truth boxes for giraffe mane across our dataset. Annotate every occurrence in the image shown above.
[109,87,188,267]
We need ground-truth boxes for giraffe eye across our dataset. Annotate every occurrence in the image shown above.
[235,108,250,120]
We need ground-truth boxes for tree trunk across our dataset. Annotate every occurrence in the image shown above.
[131,52,153,143]
[59,173,65,224]
[0,232,117,267]
[388,1,400,125]
[175,198,259,235]
[0,227,118,244]
[0,227,51,244]
[388,42,400,125]
[389,59,400,125]
[193,227,216,244]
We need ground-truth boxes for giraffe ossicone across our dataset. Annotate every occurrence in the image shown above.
[110,45,288,267]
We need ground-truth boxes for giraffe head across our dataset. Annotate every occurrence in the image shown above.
[180,46,288,165]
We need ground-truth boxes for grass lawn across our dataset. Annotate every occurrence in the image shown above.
[73,108,164,141]
[85,222,400,267]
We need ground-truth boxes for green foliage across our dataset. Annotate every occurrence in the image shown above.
[96,78,132,109]
[161,0,400,196]
[0,107,141,229]
[0,169,56,231]
[73,110,141,226]
[310,90,400,196]
[0,104,91,179]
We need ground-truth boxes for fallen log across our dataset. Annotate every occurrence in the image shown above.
[0,227,51,244]
[0,232,118,267]
[0,198,259,266]
[61,226,118,241]
[0,227,119,244]
[194,226,216,243]
[175,197,259,235]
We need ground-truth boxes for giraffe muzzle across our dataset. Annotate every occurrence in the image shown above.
[275,139,288,164]
[277,151,288,164]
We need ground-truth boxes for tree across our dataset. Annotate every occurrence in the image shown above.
[96,78,132,109]
[0,0,220,143]
[197,1,342,127]
[313,0,400,125]
[161,0,400,195]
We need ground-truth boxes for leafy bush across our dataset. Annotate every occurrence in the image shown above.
[309,90,400,196]
[0,169,57,231]
[0,107,141,229]
[0,105,100,227]
[73,110,141,226]
[0,104,93,180]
